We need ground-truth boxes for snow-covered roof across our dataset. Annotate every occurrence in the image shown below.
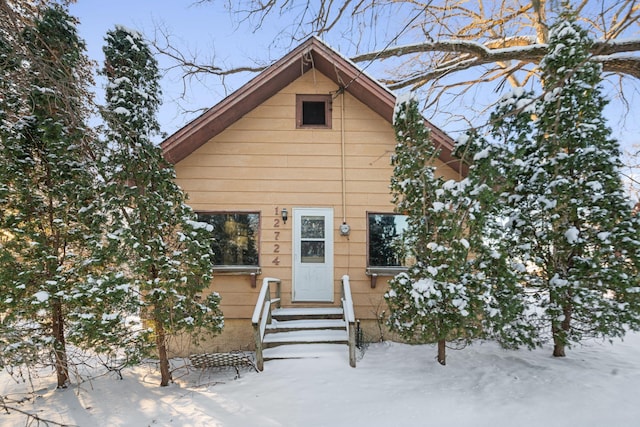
[161,36,463,175]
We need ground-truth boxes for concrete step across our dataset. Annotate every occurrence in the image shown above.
[266,318,346,333]
[263,329,348,348]
[259,306,350,365]
[263,343,348,361]
[271,307,344,321]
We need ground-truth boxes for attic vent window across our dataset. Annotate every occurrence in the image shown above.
[303,101,326,124]
[297,94,332,128]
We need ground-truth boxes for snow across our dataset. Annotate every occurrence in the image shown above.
[112,106,131,116]
[565,226,580,243]
[432,201,445,211]
[473,147,491,160]
[186,219,214,232]
[32,291,49,303]
[114,24,142,39]
[2,332,640,426]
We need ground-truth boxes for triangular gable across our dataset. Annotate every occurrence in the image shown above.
[161,36,465,175]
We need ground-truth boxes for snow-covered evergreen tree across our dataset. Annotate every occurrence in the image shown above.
[385,97,485,365]
[0,4,135,388]
[460,10,640,357]
[455,98,543,351]
[100,26,223,386]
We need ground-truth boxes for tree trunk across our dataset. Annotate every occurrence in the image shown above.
[552,335,566,357]
[532,0,549,43]
[552,302,572,358]
[437,339,446,365]
[51,299,69,388]
[155,319,171,387]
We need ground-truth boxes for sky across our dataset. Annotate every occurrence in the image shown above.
[69,0,639,173]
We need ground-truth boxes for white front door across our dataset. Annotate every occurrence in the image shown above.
[292,208,334,302]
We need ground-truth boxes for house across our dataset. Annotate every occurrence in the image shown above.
[161,36,465,361]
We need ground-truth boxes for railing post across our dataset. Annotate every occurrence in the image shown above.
[254,322,264,371]
[265,285,272,324]
[341,275,356,368]
[348,321,356,368]
[252,277,281,372]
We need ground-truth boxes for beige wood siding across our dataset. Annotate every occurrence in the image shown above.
[174,70,462,321]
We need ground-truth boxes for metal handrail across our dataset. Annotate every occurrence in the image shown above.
[252,277,281,371]
[341,275,357,367]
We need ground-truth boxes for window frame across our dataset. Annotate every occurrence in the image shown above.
[296,94,332,129]
[196,211,261,272]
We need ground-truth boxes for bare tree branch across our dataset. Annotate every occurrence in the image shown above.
[1,397,72,427]
[351,37,640,89]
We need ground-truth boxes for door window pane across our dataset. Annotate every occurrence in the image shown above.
[197,212,260,266]
[301,241,325,263]
[301,216,324,238]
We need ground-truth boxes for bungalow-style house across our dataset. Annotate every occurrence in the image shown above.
[161,36,464,366]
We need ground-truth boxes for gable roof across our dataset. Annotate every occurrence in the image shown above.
[161,36,465,175]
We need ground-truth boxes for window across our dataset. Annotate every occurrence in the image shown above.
[197,212,260,266]
[296,94,332,128]
[302,102,326,125]
[367,213,408,267]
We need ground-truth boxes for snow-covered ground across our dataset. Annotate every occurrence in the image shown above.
[2,332,639,426]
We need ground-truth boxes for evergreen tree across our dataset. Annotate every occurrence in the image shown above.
[100,26,223,386]
[460,10,640,357]
[455,96,543,352]
[385,97,485,365]
[0,4,134,388]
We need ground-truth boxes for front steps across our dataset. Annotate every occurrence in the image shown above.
[262,307,349,362]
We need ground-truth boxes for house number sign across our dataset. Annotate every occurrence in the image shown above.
[272,207,282,265]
